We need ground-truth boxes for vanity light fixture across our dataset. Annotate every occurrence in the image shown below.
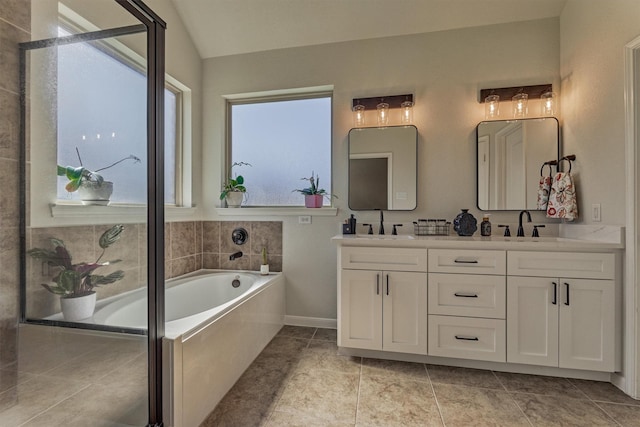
[377,100,390,126]
[351,94,414,127]
[353,103,365,127]
[540,88,557,116]
[512,90,528,118]
[400,99,414,124]
[484,93,500,119]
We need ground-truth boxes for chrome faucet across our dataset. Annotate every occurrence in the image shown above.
[229,251,243,260]
[378,210,385,235]
[517,210,532,237]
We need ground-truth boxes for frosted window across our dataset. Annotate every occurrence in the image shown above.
[230,96,332,206]
[56,27,177,204]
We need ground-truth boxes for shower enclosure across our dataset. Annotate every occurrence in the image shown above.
[15,1,166,425]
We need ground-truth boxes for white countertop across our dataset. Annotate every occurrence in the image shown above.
[332,233,624,251]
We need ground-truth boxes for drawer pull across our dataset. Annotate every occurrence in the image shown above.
[454,258,479,264]
[376,274,380,295]
[454,292,478,298]
[455,335,479,341]
[386,275,390,296]
[564,282,570,306]
[552,282,557,305]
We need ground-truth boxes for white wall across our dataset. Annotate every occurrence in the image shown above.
[202,18,560,320]
[560,0,640,226]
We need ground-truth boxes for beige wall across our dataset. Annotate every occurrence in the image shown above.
[202,18,561,319]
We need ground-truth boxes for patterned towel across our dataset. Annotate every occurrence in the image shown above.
[546,171,578,220]
[537,176,552,210]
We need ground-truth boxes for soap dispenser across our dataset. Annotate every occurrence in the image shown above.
[480,215,492,236]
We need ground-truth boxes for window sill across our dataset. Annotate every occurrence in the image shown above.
[215,207,338,217]
[50,203,197,221]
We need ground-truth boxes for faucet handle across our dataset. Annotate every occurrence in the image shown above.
[362,223,374,235]
[498,225,511,237]
[392,224,403,235]
[532,224,546,238]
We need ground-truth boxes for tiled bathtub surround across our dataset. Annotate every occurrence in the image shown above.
[24,220,283,319]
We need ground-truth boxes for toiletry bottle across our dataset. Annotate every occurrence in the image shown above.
[480,215,492,237]
[349,214,357,235]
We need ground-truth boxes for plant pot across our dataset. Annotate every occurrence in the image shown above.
[304,194,323,208]
[60,292,97,321]
[260,264,269,275]
[78,181,113,206]
[225,191,245,208]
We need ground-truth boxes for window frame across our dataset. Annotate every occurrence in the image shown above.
[225,90,334,208]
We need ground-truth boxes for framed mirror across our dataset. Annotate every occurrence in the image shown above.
[348,125,417,210]
[477,117,559,211]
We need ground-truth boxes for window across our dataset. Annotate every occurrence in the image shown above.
[56,26,180,205]
[228,94,332,206]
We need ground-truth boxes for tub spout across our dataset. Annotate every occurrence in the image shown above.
[229,251,243,261]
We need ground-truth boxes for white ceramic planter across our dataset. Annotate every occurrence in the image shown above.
[225,191,244,208]
[78,181,113,205]
[60,292,97,321]
[260,264,269,275]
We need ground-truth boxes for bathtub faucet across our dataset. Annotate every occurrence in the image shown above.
[229,251,243,261]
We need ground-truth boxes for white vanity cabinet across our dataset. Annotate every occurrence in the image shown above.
[338,247,428,354]
[507,251,618,372]
[427,249,507,362]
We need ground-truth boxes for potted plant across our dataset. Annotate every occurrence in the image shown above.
[220,161,251,208]
[260,247,269,275]
[27,224,126,321]
[58,148,141,205]
[293,171,335,208]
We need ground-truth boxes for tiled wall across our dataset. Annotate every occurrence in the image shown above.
[25,220,283,319]
[0,0,31,378]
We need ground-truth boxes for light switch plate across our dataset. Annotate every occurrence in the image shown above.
[592,204,601,222]
[298,215,312,224]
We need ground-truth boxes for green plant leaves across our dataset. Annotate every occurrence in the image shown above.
[99,224,125,249]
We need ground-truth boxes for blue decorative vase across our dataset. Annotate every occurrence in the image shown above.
[453,209,477,236]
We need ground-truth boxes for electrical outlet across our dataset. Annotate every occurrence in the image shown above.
[298,215,312,224]
[592,204,601,222]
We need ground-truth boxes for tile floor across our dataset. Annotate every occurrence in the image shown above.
[0,325,147,426]
[202,325,640,427]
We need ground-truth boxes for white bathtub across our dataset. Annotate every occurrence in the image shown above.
[154,270,285,427]
[93,270,277,340]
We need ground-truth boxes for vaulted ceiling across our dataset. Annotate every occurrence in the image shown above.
[170,0,567,59]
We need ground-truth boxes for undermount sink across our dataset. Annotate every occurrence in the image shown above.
[355,234,415,240]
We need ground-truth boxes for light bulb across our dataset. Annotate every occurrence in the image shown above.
[400,100,413,124]
[484,94,500,119]
[353,104,365,127]
[377,102,389,126]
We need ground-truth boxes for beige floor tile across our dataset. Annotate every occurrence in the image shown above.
[96,352,148,389]
[569,378,640,406]
[276,325,316,340]
[512,392,618,426]
[427,364,505,389]
[267,410,354,426]
[357,374,441,427]
[361,357,429,381]
[596,402,640,427]
[494,371,588,399]
[275,368,359,424]
[0,368,35,393]
[261,336,310,357]
[296,341,361,375]
[434,383,530,427]
[202,387,276,427]
[311,328,337,342]
[0,374,89,426]
[20,382,147,427]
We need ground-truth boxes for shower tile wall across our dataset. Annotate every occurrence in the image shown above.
[0,0,30,395]
[24,220,283,319]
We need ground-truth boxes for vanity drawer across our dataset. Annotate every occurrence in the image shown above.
[428,273,505,319]
[507,251,615,279]
[428,315,506,362]
[428,249,506,275]
[340,247,427,272]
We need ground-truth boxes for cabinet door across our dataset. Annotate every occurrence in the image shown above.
[339,269,382,350]
[382,271,427,354]
[507,277,558,366]
[559,279,615,371]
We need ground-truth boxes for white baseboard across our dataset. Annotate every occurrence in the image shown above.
[284,315,337,329]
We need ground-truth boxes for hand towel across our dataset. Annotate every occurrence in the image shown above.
[537,163,553,210]
[546,169,578,221]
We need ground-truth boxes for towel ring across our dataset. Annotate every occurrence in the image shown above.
[559,157,572,173]
[540,160,558,177]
